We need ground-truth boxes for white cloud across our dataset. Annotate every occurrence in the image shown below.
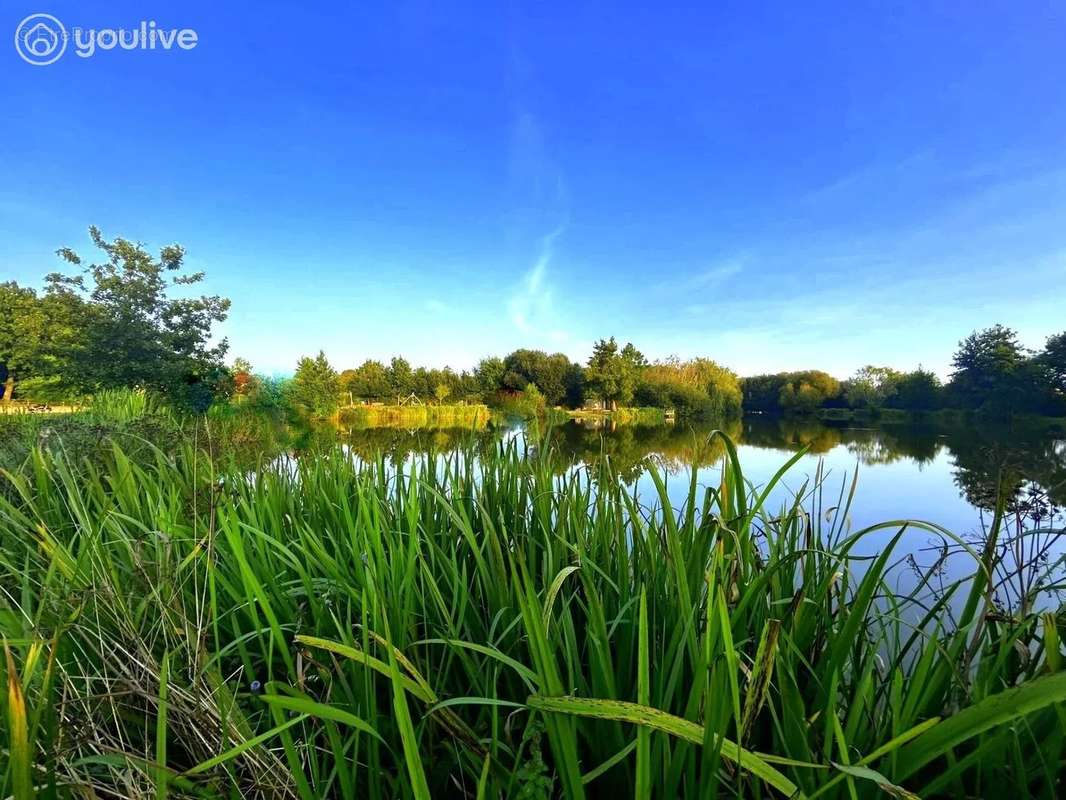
[508,224,565,335]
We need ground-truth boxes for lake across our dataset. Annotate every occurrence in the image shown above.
[329,413,1066,609]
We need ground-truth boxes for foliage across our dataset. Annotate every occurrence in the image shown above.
[0,280,86,402]
[475,356,506,395]
[888,367,943,411]
[499,349,583,407]
[55,226,231,402]
[635,357,742,418]
[288,351,341,417]
[338,403,490,429]
[585,337,644,409]
[1,227,230,409]
[1036,331,1066,414]
[1,435,1064,798]
[843,365,902,409]
[947,325,1034,416]
[340,359,391,401]
[230,357,260,400]
[387,357,415,398]
[778,370,841,413]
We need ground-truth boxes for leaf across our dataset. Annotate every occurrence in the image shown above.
[295,635,433,702]
[383,617,431,800]
[895,669,1066,779]
[5,641,35,800]
[259,694,384,743]
[742,619,780,740]
[528,695,803,798]
[831,763,921,800]
[155,651,170,800]
[635,588,651,799]
[182,714,309,777]
[543,565,581,631]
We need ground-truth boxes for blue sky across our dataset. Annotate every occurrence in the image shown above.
[3,1,1065,378]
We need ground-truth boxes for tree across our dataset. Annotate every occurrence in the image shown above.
[888,368,942,410]
[475,357,506,395]
[387,357,414,398]
[1038,332,1066,396]
[741,374,789,412]
[434,383,451,404]
[0,283,43,401]
[586,337,642,409]
[499,349,581,406]
[48,226,231,407]
[289,351,340,417]
[342,359,390,400]
[844,366,902,409]
[948,325,1028,414]
[636,357,742,418]
[230,357,259,400]
[778,371,841,413]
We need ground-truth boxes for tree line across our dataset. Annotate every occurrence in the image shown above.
[742,325,1066,418]
[267,338,744,419]
[4,228,1063,420]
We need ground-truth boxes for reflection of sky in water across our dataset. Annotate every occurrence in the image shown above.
[315,417,1066,613]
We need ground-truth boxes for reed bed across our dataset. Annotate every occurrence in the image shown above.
[1,433,1064,798]
[338,404,491,430]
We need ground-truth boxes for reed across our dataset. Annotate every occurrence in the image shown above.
[0,432,1063,798]
[338,403,491,429]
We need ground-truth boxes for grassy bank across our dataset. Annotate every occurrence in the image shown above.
[1,435,1065,798]
[560,406,668,425]
[338,402,491,429]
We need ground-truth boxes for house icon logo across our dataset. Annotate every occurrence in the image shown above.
[14,13,67,65]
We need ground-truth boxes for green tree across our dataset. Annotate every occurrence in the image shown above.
[343,359,390,400]
[636,357,741,418]
[499,349,581,406]
[475,357,505,395]
[0,283,43,401]
[741,374,789,412]
[1037,331,1066,401]
[586,337,643,409]
[434,383,451,404]
[289,351,340,417]
[778,371,841,413]
[947,325,1029,414]
[844,366,902,409]
[0,281,87,402]
[888,368,942,410]
[50,226,231,407]
[387,357,414,399]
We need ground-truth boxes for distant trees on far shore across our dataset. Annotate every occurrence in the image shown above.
[302,337,743,421]
[741,325,1066,418]
[3,230,1062,421]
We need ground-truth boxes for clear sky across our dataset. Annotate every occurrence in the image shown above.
[3,1,1065,378]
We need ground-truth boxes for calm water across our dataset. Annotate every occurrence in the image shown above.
[327,414,1066,607]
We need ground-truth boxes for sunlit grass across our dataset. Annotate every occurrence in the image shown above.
[0,432,1063,798]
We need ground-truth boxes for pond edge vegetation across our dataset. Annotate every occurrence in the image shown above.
[1,431,1065,797]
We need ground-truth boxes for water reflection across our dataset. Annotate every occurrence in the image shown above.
[327,415,1065,519]
[314,413,1066,612]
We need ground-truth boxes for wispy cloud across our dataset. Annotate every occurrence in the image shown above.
[690,258,744,288]
[508,224,565,334]
[653,255,746,296]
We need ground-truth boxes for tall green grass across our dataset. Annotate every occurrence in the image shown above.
[0,433,1063,798]
[339,403,491,429]
[88,388,172,423]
